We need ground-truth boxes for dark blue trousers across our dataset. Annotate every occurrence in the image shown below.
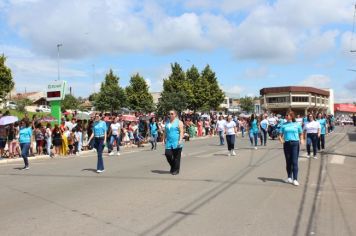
[20,143,30,167]
[283,141,300,180]
[94,137,104,171]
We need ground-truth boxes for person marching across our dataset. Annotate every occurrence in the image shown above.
[279,111,304,186]
[248,114,259,150]
[317,113,327,152]
[162,110,184,175]
[88,114,107,173]
[149,117,159,150]
[216,115,226,145]
[19,121,32,170]
[303,114,320,159]
[259,114,268,146]
[224,115,237,156]
[109,117,121,156]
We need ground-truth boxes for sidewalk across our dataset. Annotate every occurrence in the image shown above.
[0,135,217,165]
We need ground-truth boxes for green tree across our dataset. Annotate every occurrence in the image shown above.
[125,73,154,112]
[186,65,210,112]
[0,55,15,102]
[61,94,79,110]
[158,63,192,114]
[88,93,98,102]
[239,96,255,113]
[157,91,188,116]
[95,69,127,112]
[201,65,225,110]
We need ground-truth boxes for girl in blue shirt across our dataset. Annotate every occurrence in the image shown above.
[19,121,32,170]
[279,111,304,186]
[149,117,159,150]
[248,114,259,149]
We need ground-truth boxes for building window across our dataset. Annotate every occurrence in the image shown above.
[311,97,316,103]
[317,98,321,104]
[292,96,309,102]
[267,96,289,103]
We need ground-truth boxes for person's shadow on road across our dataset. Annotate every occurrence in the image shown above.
[81,168,97,173]
[258,177,285,183]
[151,170,171,174]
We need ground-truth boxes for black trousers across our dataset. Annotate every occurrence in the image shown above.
[165,148,182,174]
[317,134,325,150]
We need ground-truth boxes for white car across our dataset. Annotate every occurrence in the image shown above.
[5,101,17,109]
[36,105,51,113]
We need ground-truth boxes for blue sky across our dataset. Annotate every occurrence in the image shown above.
[1,0,356,102]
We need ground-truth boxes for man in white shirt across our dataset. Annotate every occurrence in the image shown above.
[216,116,226,145]
[109,117,121,156]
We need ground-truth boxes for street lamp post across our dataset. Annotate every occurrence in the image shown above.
[57,43,63,81]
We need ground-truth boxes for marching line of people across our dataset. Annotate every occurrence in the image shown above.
[0,110,340,184]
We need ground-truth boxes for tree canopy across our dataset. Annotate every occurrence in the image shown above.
[125,73,154,113]
[0,55,14,102]
[61,94,79,111]
[95,69,127,112]
[239,96,255,113]
[157,62,225,114]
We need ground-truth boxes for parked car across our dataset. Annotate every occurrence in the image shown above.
[5,101,17,110]
[36,105,51,113]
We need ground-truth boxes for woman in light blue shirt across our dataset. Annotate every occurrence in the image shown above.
[317,113,327,151]
[162,110,184,175]
[19,121,32,170]
[88,114,107,173]
[279,111,304,186]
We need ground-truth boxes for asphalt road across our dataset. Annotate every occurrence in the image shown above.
[0,126,355,236]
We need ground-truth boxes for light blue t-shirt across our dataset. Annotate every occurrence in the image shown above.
[250,119,259,133]
[280,122,302,142]
[93,121,107,137]
[19,127,32,144]
[260,119,268,131]
[317,118,327,135]
[165,119,182,149]
[150,123,158,136]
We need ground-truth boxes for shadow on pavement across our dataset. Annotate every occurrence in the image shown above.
[13,167,24,170]
[258,177,286,184]
[151,170,171,175]
[81,168,97,173]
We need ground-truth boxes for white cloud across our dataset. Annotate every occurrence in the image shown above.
[1,0,351,62]
[224,85,244,97]
[184,0,264,13]
[302,30,339,58]
[300,75,331,88]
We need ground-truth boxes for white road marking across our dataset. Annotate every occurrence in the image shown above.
[329,154,345,165]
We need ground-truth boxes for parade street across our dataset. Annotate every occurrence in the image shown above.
[0,127,355,236]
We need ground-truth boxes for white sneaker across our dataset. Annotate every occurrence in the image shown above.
[293,180,300,186]
[306,155,310,159]
[117,152,121,156]
[232,150,236,156]
[285,178,293,184]
[109,152,114,156]
[92,149,97,153]
[254,147,258,150]
[96,169,105,173]
[313,155,318,159]
[228,151,231,156]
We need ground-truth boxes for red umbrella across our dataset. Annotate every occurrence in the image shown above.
[121,115,138,122]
